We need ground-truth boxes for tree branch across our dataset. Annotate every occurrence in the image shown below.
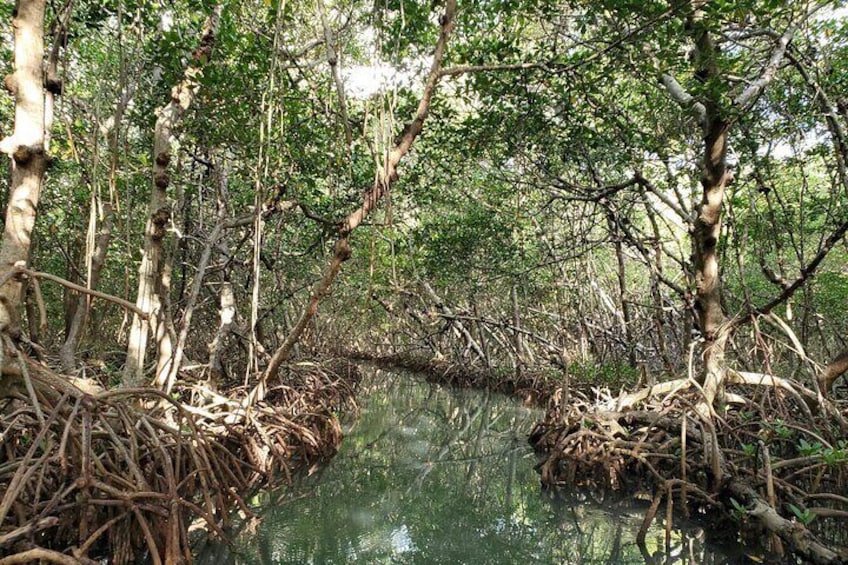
[734,216,848,326]
[439,62,546,78]
[733,24,796,110]
[254,0,459,393]
[660,73,707,127]
[18,268,149,320]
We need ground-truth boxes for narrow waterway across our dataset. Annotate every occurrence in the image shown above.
[198,368,749,564]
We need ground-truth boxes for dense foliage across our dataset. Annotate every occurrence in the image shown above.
[3,0,848,560]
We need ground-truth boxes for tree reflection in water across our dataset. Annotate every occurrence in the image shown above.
[198,369,748,564]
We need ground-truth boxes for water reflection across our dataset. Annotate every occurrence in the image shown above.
[199,369,747,564]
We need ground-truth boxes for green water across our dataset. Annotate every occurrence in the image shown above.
[198,369,747,564]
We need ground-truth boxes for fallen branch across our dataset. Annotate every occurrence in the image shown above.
[0,547,85,565]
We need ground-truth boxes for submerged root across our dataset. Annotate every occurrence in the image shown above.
[530,376,848,564]
[0,357,359,563]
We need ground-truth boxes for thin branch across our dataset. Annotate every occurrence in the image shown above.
[439,62,547,78]
[339,0,458,236]
[734,216,848,325]
[279,37,324,60]
[17,268,149,319]
[316,0,353,148]
[255,0,459,392]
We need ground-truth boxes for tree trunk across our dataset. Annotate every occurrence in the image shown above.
[694,115,731,406]
[644,208,674,376]
[511,284,524,378]
[680,5,793,409]
[123,6,222,387]
[208,278,235,383]
[60,205,114,371]
[0,0,46,338]
[61,40,130,372]
[660,2,737,409]
[62,235,82,339]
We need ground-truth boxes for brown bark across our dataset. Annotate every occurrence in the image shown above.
[338,0,457,237]
[0,0,47,337]
[259,239,352,395]
[254,0,458,397]
[677,3,731,410]
[726,480,842,564]
[818,348,848,395]
[123,5,222,387]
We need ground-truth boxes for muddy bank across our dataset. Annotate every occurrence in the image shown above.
[0,358,360,564]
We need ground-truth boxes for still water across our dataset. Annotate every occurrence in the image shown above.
[199,369,747,564]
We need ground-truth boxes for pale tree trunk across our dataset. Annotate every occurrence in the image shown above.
[24,0,68,347]
[161,175,256,392]
[0,0,46,339]
[208,277,235,383]
[123,5,222,387]
[693,113,731,407]
[660,4,795,410]
[60,204,114,371]
[682,4,731,408]
[206,160,239,384]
